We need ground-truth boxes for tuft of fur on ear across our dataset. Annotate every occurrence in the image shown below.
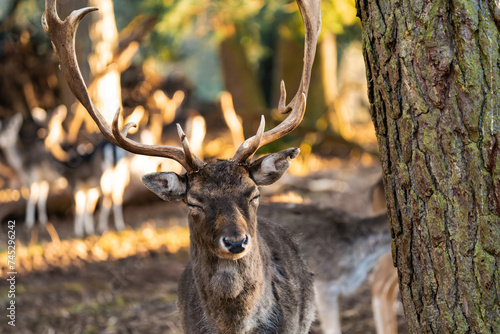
[249,148,300,186]
[142,172,187,201]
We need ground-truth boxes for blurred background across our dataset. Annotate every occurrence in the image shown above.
[0,0,406,333]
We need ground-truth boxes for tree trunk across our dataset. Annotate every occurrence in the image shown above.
[219,37,266,129]
[88,0,121,124]
[355,0,500,333]
[272,35,326,129]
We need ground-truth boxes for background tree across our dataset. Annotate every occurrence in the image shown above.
[87,0,121,124]
[355,0,500,332]
[135,0,367,144]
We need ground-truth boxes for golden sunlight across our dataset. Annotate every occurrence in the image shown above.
[0,225,189,277]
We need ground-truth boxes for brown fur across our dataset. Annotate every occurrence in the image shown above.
[177,160,315,333]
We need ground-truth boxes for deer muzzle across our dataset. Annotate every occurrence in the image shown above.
[217,231,251,259]
[221,234,250,254]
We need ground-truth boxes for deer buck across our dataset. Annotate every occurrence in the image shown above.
[43,0,321,332]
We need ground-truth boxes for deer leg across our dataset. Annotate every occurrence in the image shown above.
[386,276,400,334]
[108,156,129,231]
[372,269,399,334]
[111,182,126,231]
[98,195,112,233]
[99,165,113,233]
[83,188,99,235]
[371,251,399,334]
[25,182,40,230]
[112,202,125,231]
[314,281,342,334]
[37,180,50,225]
[83,200,94,236]
[74,189,86,236]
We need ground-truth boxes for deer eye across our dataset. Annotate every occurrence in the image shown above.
[250,194,260,205]
[187,202,203,211]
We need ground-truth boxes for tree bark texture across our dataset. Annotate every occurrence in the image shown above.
[355,0,500,333]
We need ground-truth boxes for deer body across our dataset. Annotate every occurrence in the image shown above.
[259,175,400,334]
[0,112,62,228]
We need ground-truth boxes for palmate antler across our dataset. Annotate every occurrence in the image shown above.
[43,0,320,170]
[42,0,203,171]
[232,0,321,163]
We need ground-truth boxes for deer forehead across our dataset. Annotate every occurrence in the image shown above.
[188,160,256,195]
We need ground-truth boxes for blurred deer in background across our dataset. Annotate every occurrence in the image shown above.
[0,108,103,236]
[0,110,65,230]
[259,199,392,334]
[127,90,194,176]
[370,251,399,334]
[97,144,129,233]
[72,141,133,237]
[260,177,399,334]
[153,89,185,125]
[43,0,321,331]
[73,180,100,236]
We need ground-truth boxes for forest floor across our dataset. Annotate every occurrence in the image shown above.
[0,160,409,334]
[2,248,408,334]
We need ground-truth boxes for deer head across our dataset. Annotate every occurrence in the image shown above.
[143,147,300,259]
[42,0,321,260]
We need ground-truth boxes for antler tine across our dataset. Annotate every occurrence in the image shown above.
[110,108,190,170]
[232,115,265,162]
[277,0,321,114]
[232,0,320,163]
[176,124,205,170]
[42,1,108,140]
[43,0,200,171]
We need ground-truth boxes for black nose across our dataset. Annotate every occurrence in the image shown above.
[222,235,249,254]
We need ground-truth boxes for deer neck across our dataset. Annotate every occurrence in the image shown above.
[190,232,276,333]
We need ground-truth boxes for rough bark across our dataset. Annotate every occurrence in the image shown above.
[355,0,500,333]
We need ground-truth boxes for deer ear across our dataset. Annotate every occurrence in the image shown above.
[249,148,299,186]
[142,172,187,201]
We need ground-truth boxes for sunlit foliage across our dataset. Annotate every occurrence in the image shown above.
[136,0,358,60]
